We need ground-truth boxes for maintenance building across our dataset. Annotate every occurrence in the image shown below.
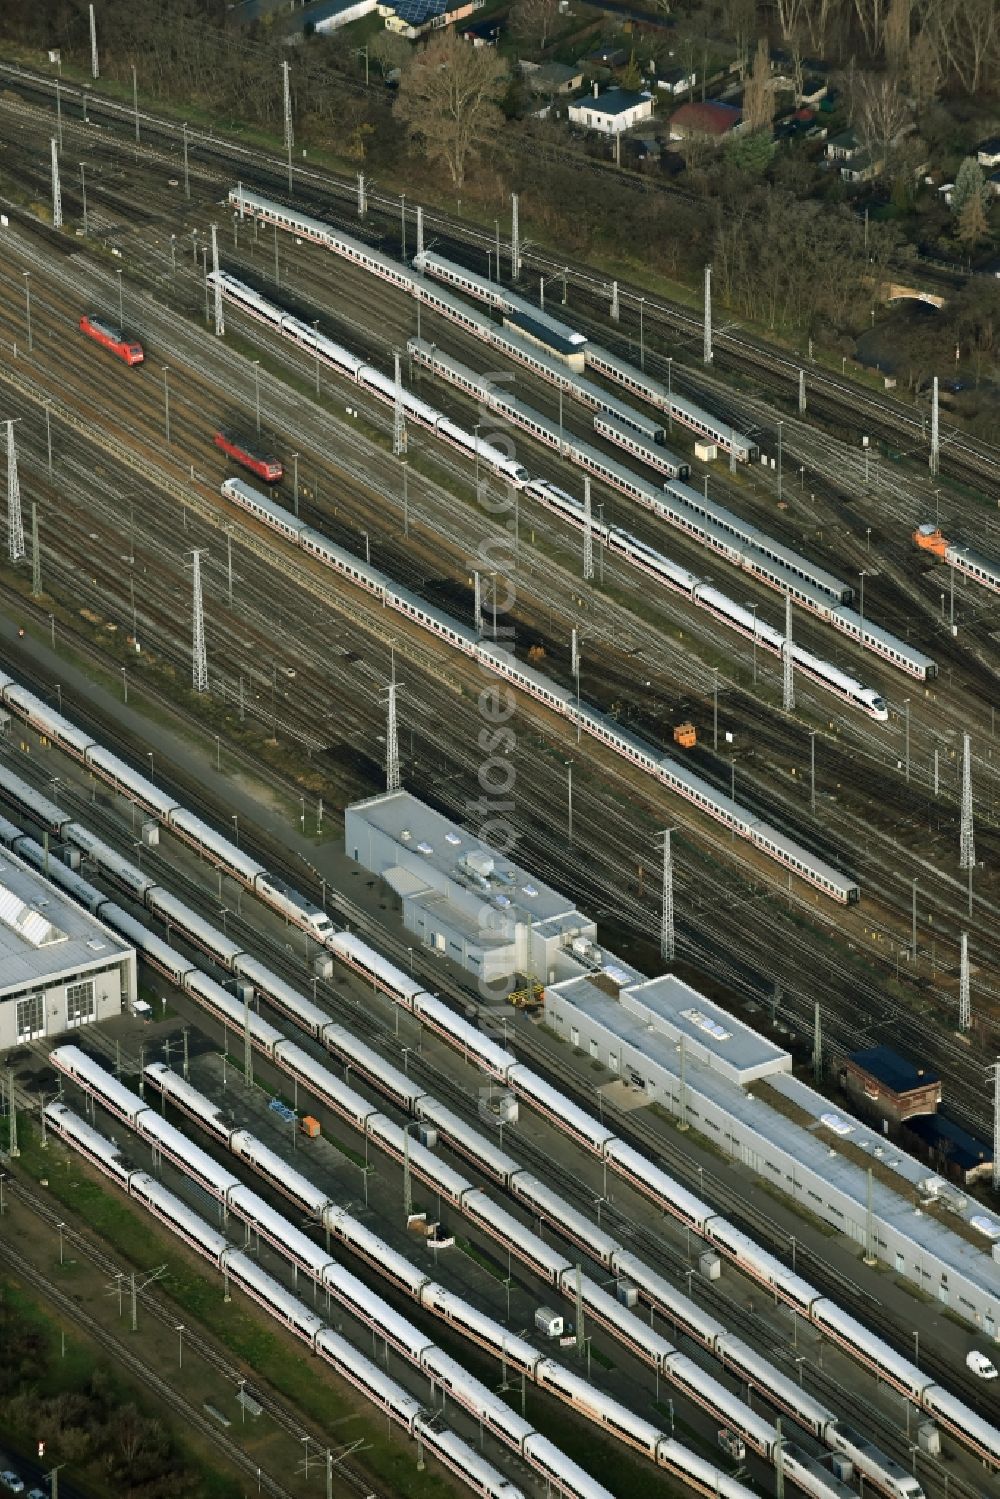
[0,845,136,1050]
[346,790,595,989]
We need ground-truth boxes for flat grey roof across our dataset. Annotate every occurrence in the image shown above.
[556,983,1000,1298]
[550,970,789,1086]
[347,791,588,929]
[0,847,132,996]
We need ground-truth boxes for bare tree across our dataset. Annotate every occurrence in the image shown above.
[957,192,991,252]
[884,0,912,72]
[805,0,845,53]
[847,69,910,162]
[723,0,756,79]
[370,30,411,79]
[851,0,889,55]
[921,0,1000,94]
[775,0,807,42]
[394,30,508,191]
[908,25,943,108]
[509,0,560,54]
[742,37,775,134]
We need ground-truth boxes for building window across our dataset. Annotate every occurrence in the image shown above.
[16,992,45,1042]
[67,980,96,1028]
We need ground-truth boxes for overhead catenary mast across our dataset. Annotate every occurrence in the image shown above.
[211,224,224,336]
[51,138,62,230]
[6,421,25,563]
[89,3,99,79]
[189,549,208,692]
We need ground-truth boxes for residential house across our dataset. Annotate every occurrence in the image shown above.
[583,45,628,69]
[825,128,882,182]
[655,66,697,98]
[668,100,741,142]
[568,85,655,137]
[976,136,1000,169]
[526,61,585,96]
[381,0,483,39]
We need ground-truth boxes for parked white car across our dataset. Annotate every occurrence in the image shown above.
[966,1350,999,1379]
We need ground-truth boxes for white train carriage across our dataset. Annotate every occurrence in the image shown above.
[918,1383,1000,1466]
[514,1174,618,1267]
[147,884,246,966]
[226,1250,327,1342]
[165,806,268,886]
[335,1212,433,1300]
[132,1172,230,1260]
[233,952,330,1033]
[51,1043,148,1124]
[410,991,515,1077]
[314,1325,422,1431]
[460,1188,572,1282]
[421,1283,541,1374]
[0,763,74,833]
[65,822,160,900]
[222,476,308,542]
[828,1426,925,1499]
[43,1100,134,1185]
[945,541,1000,593]
[594,413,689,479]
[412,248,510,309]
[536,1359,663,1456]
[228,1185,336,1282]
[252,873,334,939]
[715,1337,835,1436]
[585,344,757,462]
[103,905,196,986]
[663,1353,777,1455]
[829,607,936,680]
[1,684,96,759]
[82,746,182,820]
[326,929,427,1007]
[505,1064,615,1154]
[782,1445,857,1499]
[272,1039,380,1131]
[415,1097,519,1181]
[604,1139,714,1232]
[185,969,286,1052]
[144,1063,232,1142]
[566,1272,677,1370]
[328,1266,434,1363]
[233,1130,334,1222]
[665,477,851,603]
[749,825,860,903]
[366,1113,471,1205]
[138,1110,241,1201]
[609,1249,728,1347]
[418,1426,525,1499]
[321,1021,427,1111]
[228,188,415,292]
[707,1219,819,1313]
[421,1346,536,1447]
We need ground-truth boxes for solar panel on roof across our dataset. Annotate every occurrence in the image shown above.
[393,0,447,21]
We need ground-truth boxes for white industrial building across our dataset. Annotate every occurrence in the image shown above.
[0,847,136,1051]
[347,789,1000,1334]
[346,791,596,989]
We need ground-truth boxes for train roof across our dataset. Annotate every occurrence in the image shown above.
[226,1250,327,1336]
[946,541,1000,582]
[327,930,428,1003]
[166,806,269,885]
[502,288,588,348]
[83,746,183,819]
[505,308,586,358]
[586,343,755,450]
[45,1100,132,1170]
[235,1132,333,1219]
[231,187,412,290]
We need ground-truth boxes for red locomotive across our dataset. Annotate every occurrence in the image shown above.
[79,315,144,365]
[213,429,283,483]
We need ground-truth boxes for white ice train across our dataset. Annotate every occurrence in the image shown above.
[215,266,889,725]
[0,802,974,1487]
[40,1102,527,1499]
[224,189,935,685]
[48,1049,756,1499]
[207,270,530,492]
[406,339,891,723]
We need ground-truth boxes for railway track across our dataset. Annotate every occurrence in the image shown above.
[0,1180,305,1499]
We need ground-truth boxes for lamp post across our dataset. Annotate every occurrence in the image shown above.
[162,367,171,444]
[749,603,759,685]
[253,359,261,436]
[116,266,124,334]
[776,419,783,504]
[23,271,32,352]
[638,296,646,371]
[858,569,868,642]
